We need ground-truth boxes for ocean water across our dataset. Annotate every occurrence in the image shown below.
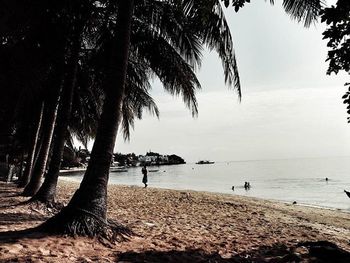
[61,156,350,211]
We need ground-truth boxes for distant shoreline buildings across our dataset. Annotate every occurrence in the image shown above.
[113,151,186,167]
[50,148,186,169]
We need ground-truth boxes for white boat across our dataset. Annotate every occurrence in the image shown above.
[110,166,128,172]
[60,167,87,173]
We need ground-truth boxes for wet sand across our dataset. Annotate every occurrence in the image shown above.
[0,180,350,262]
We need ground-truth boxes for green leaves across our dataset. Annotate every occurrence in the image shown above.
[321,1,350,122]
[220,0,251,12]
[321,0,350,76]
[281,0,324,27]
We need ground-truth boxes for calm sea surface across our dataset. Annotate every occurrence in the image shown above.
[61,156,350,211]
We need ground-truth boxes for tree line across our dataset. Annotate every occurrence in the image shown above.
[0,0,346,240]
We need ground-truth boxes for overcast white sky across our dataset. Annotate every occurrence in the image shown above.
[115,0,350,163]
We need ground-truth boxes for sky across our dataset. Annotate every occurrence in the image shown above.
[114,0,350,163]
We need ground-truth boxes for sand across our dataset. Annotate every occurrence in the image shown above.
[0,180,350,262]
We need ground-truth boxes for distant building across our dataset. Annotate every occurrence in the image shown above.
[138,152,184,166]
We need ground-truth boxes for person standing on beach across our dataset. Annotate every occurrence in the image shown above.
[142,165,148,188]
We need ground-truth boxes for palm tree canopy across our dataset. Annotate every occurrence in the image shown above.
[71,0,242,142]
[221,0,324,27]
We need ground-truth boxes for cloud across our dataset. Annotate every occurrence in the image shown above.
[116,86,350,162]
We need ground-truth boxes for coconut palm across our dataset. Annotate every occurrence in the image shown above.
[0,2,53,172]
[1,0,323,239]
[0,1,74,194]
[39,0,136,238]
[38,0,324,239]
[28,0,203,205]
[37,0,241,238]
[222,0,323,27]
[29,2,91,202]
[17,102,45,188]
[30,53,160,204]
[320,0,350,120]
[22,77,63,196]
[15,1,93,196]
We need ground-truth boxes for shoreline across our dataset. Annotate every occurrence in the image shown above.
[59,176,350,214]
[1,180,350,262]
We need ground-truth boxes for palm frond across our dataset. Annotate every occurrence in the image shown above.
[132,25,201,116]
[269,0,324,27]
[121,79,160,140]
[134,0,204,70]
[187,0,241,98]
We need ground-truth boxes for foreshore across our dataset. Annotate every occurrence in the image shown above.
[0,180,350,262]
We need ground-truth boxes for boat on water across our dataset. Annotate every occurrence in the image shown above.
[344,190,350,198]
[196,160,215,165]
[60,165,128,174]
[110,166,128,173]
[60,167,87,173]
[148,169,159,172]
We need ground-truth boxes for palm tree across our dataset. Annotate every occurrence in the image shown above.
[0,2,53,176]
[28,0,202,205]
[38,0,324,239]
[17,102,44,188]
[222,0,323,27]
[1,0,322,238]
[0,1,73,194]
[15,1,92,196]
[20,26,68,195]
[39,0,135,238]
[37,0,240,238]
[22,76,63,196]
[30,47,161,205]
[29,2,89,203]
[29,56,79,202]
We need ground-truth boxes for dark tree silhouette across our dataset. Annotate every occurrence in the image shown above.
[22,80,63,196]
[17,103,44,188]
[39,0,136,239]
[0,0,324,240]
[30,2,89,204]
[321,0,350,121]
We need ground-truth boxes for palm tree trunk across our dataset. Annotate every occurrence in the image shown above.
[32,33,81,204]
[32,134,44,173]
[22,85,62,196]
[40,0,134,238]
[18,102,45,188]
[17,149,25,181]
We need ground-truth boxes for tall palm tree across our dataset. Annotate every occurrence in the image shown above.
[29,0,205,205]
[38,0,240,238]
[0,2,52,173]
[17,102,44,188]
[29,1,90,203]
[38,0,324,239]
[1,0,321,238]
[22,76,63,196]
[0,1,73,194]
[39,0,135,238]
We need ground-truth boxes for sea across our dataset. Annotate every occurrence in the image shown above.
[60,156,350,211]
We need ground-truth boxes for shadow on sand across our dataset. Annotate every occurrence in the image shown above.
[0,227,349,263]
[0,227,47,245]
[0,185,21,197]
[0,212,48,226]
[115,242,350,263]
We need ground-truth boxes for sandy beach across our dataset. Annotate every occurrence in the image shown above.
[0,180,350,262]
